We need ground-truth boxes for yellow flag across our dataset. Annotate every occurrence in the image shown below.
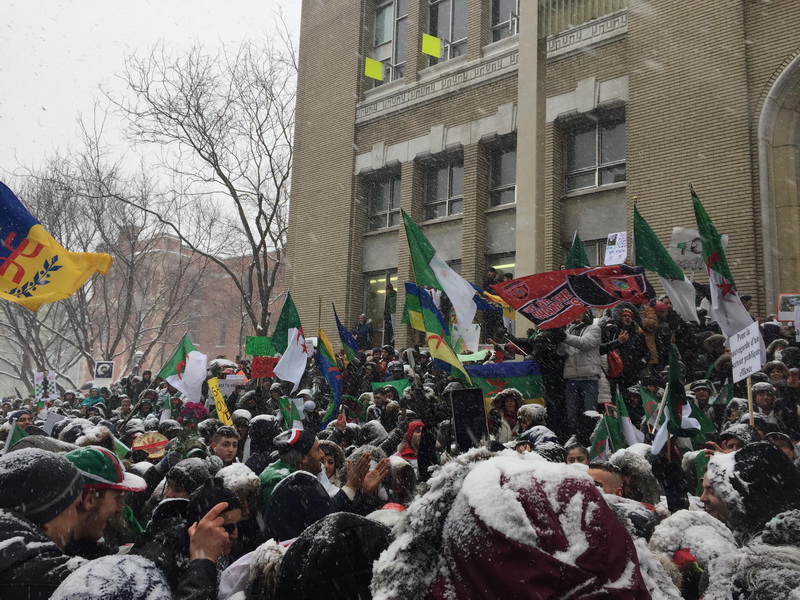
[364,57,384,81]
[421,33,442,58]
[207,377,233,425]
[0,182,112,312]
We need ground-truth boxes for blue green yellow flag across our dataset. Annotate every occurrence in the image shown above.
[0,182,112,311]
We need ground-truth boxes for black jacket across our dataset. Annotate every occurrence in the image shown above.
[0,509,86,600]
[130,497,190,591]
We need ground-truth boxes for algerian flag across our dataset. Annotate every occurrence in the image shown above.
[633,205,698,323]
[709,380,733,406]
[159,392,172,424]
[651,345,700,455]
[273,293,302,355]
[158,334,196,381]
[273,328,309,393]
[565,230,590,269]
[616,392,645,446]
[2,422,29,455]
[641,384,663,430]
[692,189,754,340]
[278,397,304,430]
[401,210,476,332]
[113,436,131,459]
[588,412,625,460]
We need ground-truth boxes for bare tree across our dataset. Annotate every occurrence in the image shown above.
[105,34,295,336]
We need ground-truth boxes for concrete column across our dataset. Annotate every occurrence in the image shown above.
[514,2,547,331]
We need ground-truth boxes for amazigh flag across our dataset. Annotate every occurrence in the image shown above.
[692,188,754,341]
[273,327,309,392]
[405,282,470,383]
[317,329,343,428]
[0,182,112,311]
[1,422,29,454]
[565,230,590,269]
[633,204,698,323]
[470,283,515,320]
[588,411,625,460]
[491,265,654,330]
[465,360,543,412]
[402,282,448,335]
[402,210,476,331]
[615,392,645,446]
[333,304,358,365]
[651,345,700,455]
[273,292,302,355]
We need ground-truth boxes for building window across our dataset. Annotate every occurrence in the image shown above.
[561,238,608,267]
[373,0,408,84]
[368,172,401,231]
[564,111,626,192]
[428,0,467,64]
[491,0,519,42]
[423,153,464,220]
[364,270,398,345]
[188,317,201,345]
[489,144,516,206]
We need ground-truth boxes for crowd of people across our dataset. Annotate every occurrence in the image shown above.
[2,291,800,599]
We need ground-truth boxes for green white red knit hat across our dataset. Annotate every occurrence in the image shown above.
[63,446,147,492]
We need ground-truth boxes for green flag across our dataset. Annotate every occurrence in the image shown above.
[277,396,303,430]
[616,392,645,446]
[709,380,734,406]
[373,379,410,396]
[666,345,699,437]
[273,293,302,355]
[589,413,625,460]
[2,422,29,454]
[158,334,197,380]
[687,400,718,450]
[633,205,698,322]
[565,230,590,269]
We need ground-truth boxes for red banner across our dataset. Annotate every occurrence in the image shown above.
[491,265,654,329]
[251,355,279,378]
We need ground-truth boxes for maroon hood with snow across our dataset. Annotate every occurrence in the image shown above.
[426,455,650,599]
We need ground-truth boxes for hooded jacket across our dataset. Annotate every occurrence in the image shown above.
[557,317,602,379]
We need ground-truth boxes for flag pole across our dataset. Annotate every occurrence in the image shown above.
[746,375,755,427]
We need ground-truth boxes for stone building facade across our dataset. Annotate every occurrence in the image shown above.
[287,0,800,347]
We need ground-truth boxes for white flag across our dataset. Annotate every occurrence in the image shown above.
[166,350,207,404]
[274,328,309,393]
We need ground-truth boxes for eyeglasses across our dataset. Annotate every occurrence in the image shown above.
[222,522,238,535]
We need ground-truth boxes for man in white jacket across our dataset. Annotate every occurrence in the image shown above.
[557,309,602,437]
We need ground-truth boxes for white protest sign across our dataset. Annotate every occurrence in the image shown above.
[451,323,481,354]
[93,361,115,386]
[730,321,764,383]
[668,227,729,273]
[218,375,246,398]
[795,305,800,342]
[42,412,67,435]
[604,232,627,265]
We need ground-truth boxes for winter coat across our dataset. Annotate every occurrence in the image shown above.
[0,509,86,600]
[264,470,352,541]
[274,512,391,599]
[558,320,602,379]
[129,497,190,591]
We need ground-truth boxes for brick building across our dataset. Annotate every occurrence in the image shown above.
[287,0,800,346]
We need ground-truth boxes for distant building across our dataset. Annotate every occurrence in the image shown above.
[287,0,800,345]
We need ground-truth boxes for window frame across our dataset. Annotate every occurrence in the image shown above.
[428,0,468,65]
[366,171,402,231]
[373,0,408,85]
[563,110,626,193]
[488,138,517,207]
[422,152,464,221]
[490,0,520,43]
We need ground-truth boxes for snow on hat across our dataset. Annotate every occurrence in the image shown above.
[186,476,243,525]
[63,446,146,492]
[131,432,169,459]
[0,448,83,525]
[690,379,713,392]
[707,442,800,536]
[274,428,317,464]
[167,458,212,495]
[231,409,252,423]
[51,554,170,600]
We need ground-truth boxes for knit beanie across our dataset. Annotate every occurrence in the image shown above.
[0,448,83,525]
[274,428,317,464]
[186,476,242,525]
[167,458,212,495]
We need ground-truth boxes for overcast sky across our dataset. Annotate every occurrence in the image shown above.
[0,0,302,176]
